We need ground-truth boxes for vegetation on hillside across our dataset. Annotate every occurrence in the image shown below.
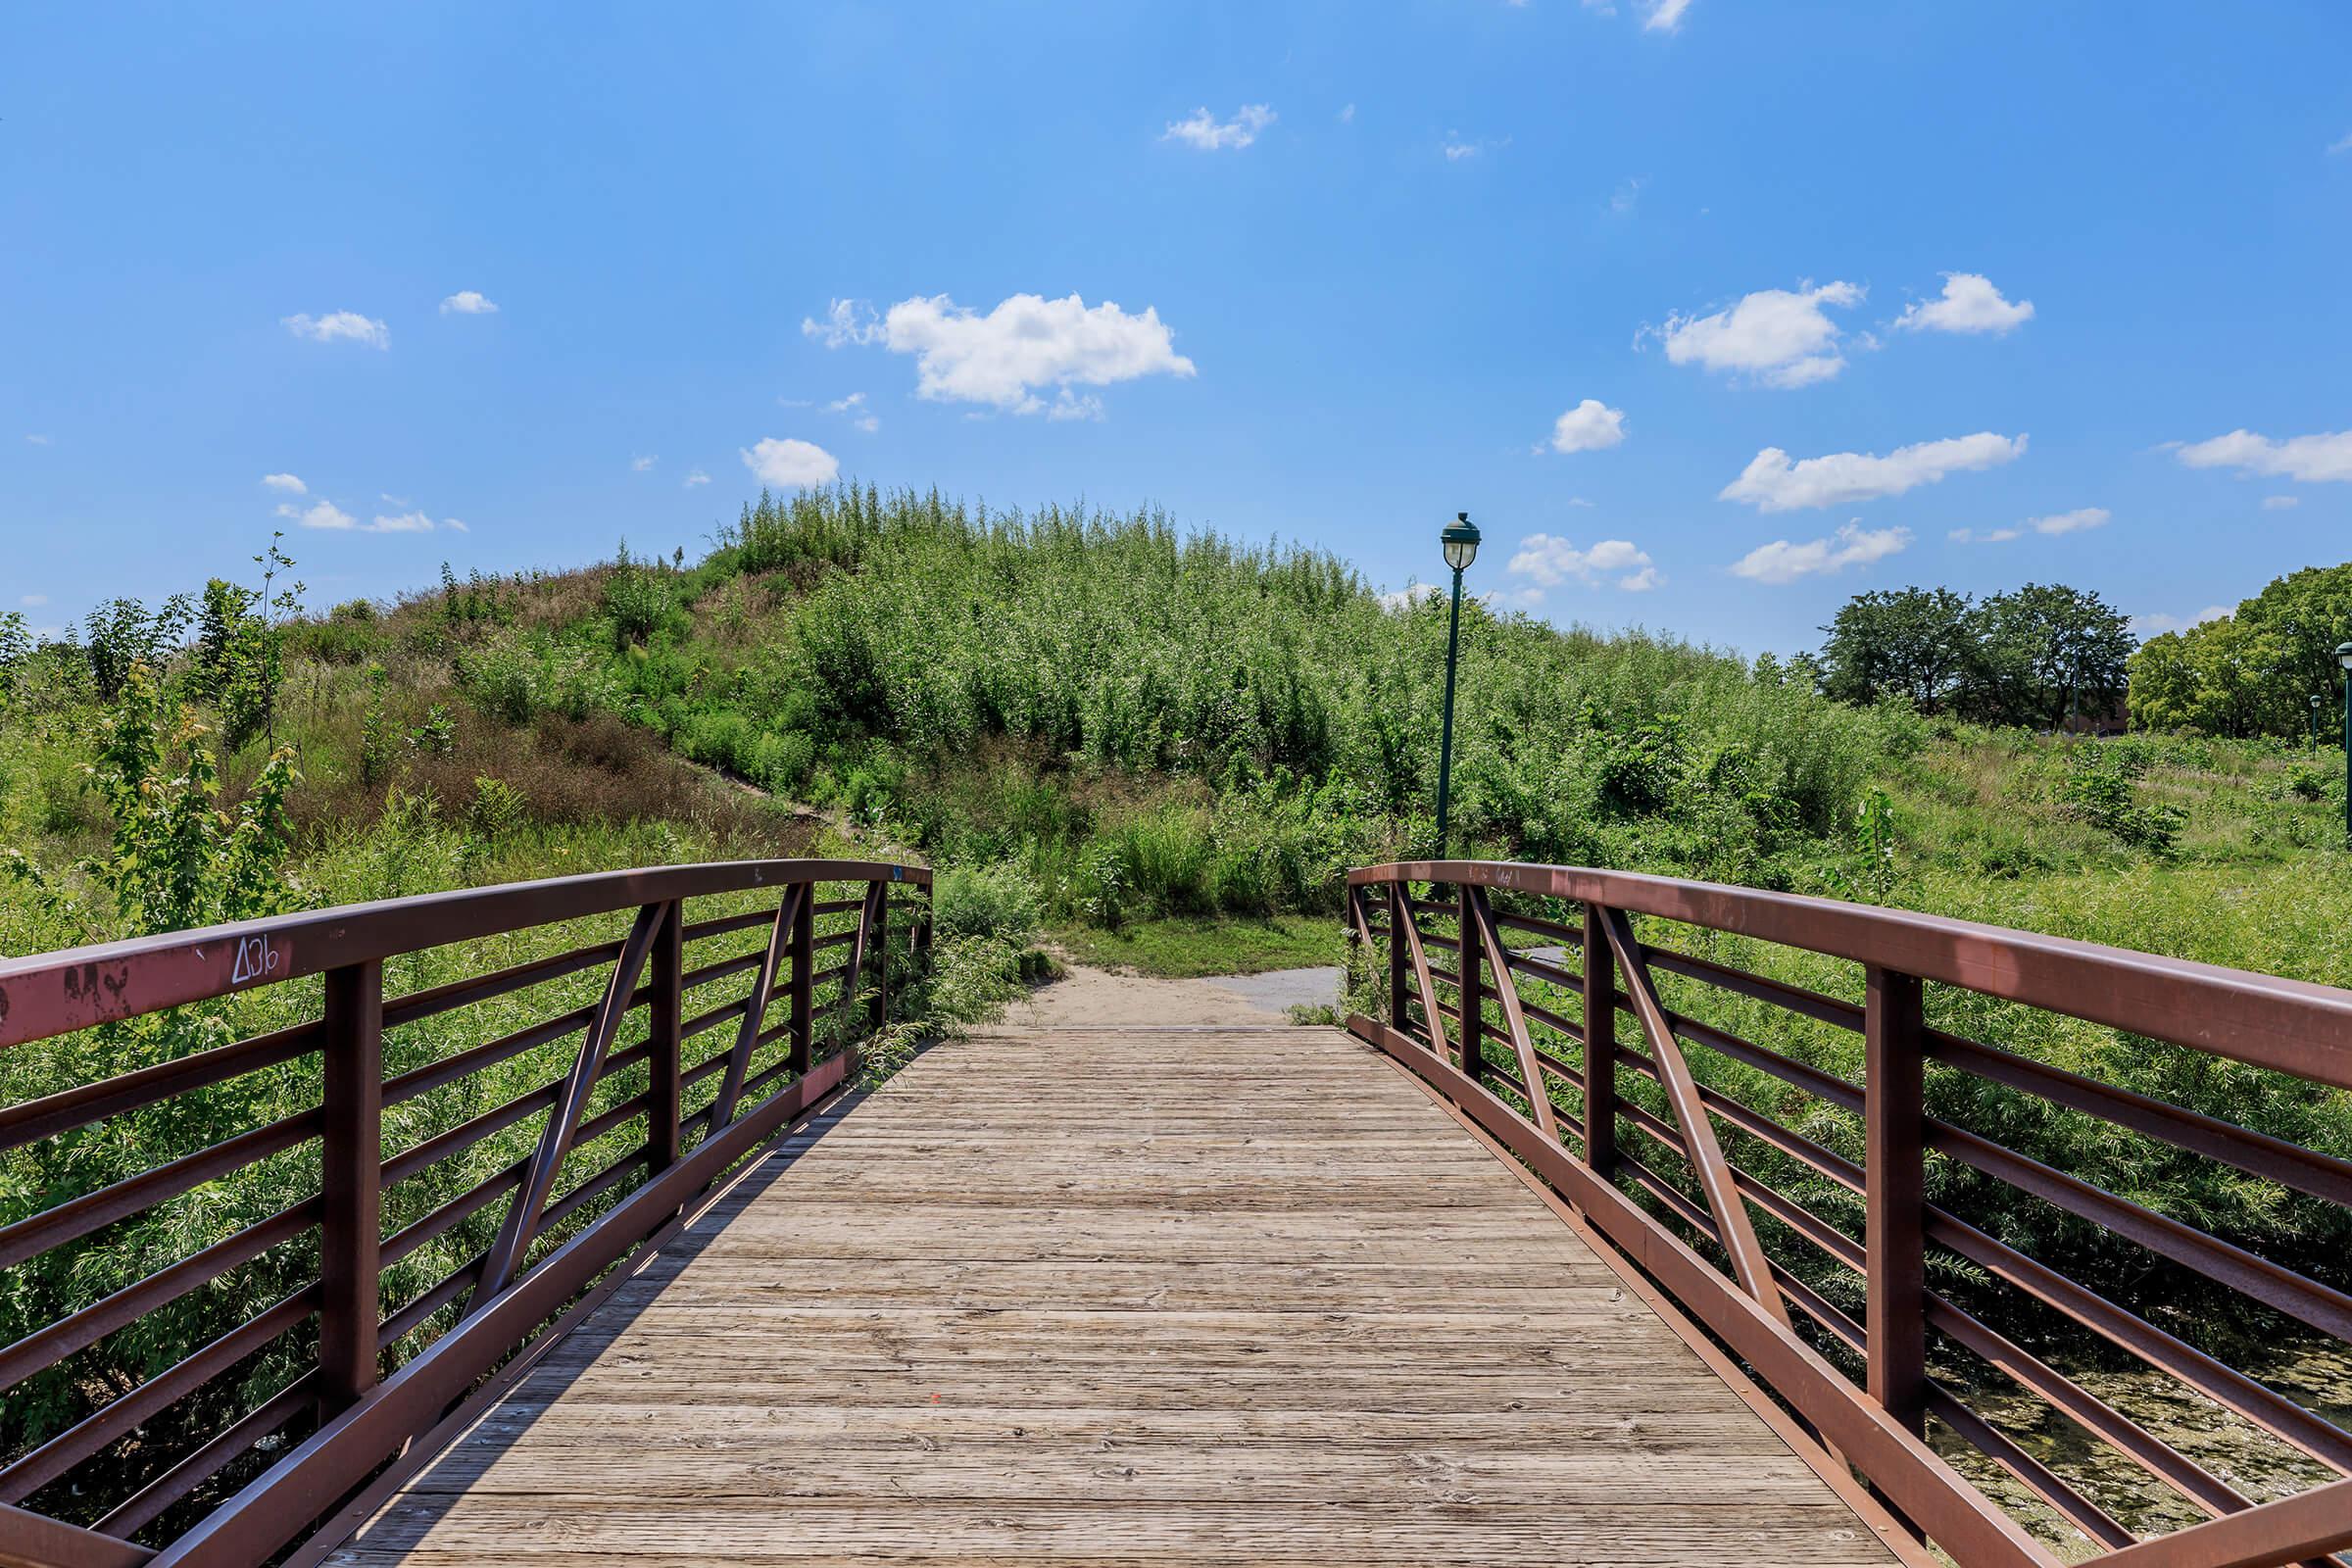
[4,487,2350,1538]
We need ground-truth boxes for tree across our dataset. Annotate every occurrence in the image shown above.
[2125,562,2352,738]
[1963,583,2133,729]
[1818,587,1975,712]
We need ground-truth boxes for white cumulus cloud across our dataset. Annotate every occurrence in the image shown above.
[282,311,388,349]
[2262,495,2300,510]
[1721,431,2026,512]
[261,472,307,494]
[2028,506,2109,535]
[741,437,839,489]
[439,290,499,315]
[1162,104,1275,151]
[21,594,48,607]
[684,467,710,488]
[2132,606,2232,637]
[1643,0,1692,30]
[1892,272,2034,335]
[1730,523,1910,584]
[278,500,359,531]
[1655,280,1863,388]
[2175,428,2352,484]
[24,433,51,446]
[808,293,1196,416]
[1378,582,1441,612]
[1545,399,1628,455]
[632,455,658,472]
[1507,534,1660,593]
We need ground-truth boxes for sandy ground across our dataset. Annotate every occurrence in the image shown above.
[988,960,1343,1029]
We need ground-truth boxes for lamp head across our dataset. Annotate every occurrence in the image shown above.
[1441,512,1482,573]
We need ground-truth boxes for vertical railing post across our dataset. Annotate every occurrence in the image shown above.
[866,881,889,1035]
[1581,902,1617,1176]
[914,881,934,970]
[318,959,383,1418]
[1866,963,1928,1435]
[1388,881,1411,1035]
[1456,879,1483,1088]
[646,898,684,1175]
[787,878,815,1074]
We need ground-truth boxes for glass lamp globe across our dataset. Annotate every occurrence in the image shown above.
[1441,514,1482,573]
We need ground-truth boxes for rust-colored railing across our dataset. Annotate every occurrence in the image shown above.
[0,858,930,1568]
[1348,859,2352,1568]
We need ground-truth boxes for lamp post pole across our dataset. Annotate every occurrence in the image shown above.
[1434,513,1482,861]
[2338,644,2352,844]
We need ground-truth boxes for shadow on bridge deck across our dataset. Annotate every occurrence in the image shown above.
[319,1024,1909,1567]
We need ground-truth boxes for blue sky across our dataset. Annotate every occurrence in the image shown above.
[6,2,2350,656]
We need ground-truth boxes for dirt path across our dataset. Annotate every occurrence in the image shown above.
[990,959,1342,1029]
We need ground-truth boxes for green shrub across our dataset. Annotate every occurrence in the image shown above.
[933,861,1044,946]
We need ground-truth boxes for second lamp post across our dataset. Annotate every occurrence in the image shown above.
[1434,513,1481,860]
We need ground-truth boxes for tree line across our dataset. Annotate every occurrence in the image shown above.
[1807,562,2352,740]
[2126,564,2352,739]
[1811,582,2135,729]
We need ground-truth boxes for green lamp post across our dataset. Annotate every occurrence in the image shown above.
[2338,643,2352,842]
[1433,513,1482,860]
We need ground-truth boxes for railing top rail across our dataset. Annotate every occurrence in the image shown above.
[1350,859,2352,1091]
[0,856,930,1051]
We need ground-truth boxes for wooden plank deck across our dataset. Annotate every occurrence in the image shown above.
[330,1025,1900,1567]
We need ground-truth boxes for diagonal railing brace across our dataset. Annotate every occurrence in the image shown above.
[711,884,804,1134]
[1598,905,1794,1330]
[1463,887,1560,1143]
[470,901,670,1309]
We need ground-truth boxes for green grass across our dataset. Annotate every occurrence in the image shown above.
[1051,913,1342,977]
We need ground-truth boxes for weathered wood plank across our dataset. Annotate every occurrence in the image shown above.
[343,1024,1893,1566]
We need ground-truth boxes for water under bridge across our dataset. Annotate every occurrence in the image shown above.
[1,858,2348,1568]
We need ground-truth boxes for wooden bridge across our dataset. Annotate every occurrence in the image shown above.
[2,858,2349,1568]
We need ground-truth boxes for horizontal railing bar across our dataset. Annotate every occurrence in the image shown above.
[809,898,862,916]
[380,998,612,1108]
[808,961,851,991]
[1659,1004,1865,1115]
[1501,949,1582,993]
[1492,907,1584,948]
[1614,1039,1865,1194]
[0,1200,319,1395]
[2086,1476,2352,1568]
[538,1149,647,1236]
[381,1038,647,1191]
[0,1109,320,1270]
[678,907,772,944]
[680,994,754,1044]
[1425,962,1461,990]
[1351,862,2352,1090]
[0,858,928,1051]
[377,1258,475,1350]
[1642,943,1866,1034]
[1617,1099,1860,1271]
[0,1287,318,1502]
[1926,1295,2252,1522]
[810,930,857,954]
[1518,994,1585,1044]
[381,937,624,1033]
[1928,1387,2137,1551]
[678,951,762,994]
[95,1371,318,1541]
[1928,1030,2352,1211]
[0,1019,319,1153]
[1925,1205,2352,1475]
[1928,1119,2352,1344]
[381,1161,521,1270]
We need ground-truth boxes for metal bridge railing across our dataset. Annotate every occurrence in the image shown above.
[1348,858,2352,1568]
[0,858,931,1568]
